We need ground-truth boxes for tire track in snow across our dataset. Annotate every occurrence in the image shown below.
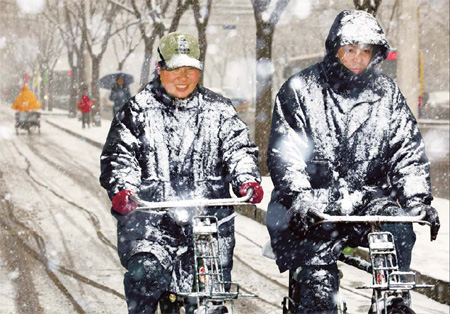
[26,136,104,196]
[0,188,44,313]
[0,174,86,313]
[0,178,125,311]
[6,143,126,297]
[12,142,117,251]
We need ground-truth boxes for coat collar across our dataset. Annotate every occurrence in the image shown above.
[328,86,382,139]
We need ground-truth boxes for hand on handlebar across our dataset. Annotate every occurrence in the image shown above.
[411,204,440,241]
[286,200,319,235]
[112,190,138,215]
[239,182,264,204]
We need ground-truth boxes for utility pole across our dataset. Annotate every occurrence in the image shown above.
[396,0,420,118]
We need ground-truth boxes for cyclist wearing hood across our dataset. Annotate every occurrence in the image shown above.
[100,32,263,313]
[266,10,440,313]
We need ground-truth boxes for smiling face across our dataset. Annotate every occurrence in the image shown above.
[337,44,373,74]
[158,66,200,99]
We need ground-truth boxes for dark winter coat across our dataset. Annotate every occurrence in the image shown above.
[109,83,131,115]
[100,76,260,292]
[267,10,432,272]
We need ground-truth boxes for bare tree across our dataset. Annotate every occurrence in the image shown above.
[112,0,213,87]
[251,0,290,174]
[0,3,42,98]
[44,0,86,117]
[125,0,191,86]
[191,0,212,84]
[36,16,64,111]
[46,0,125,120]
[76,0,120,120]
[112,15,142,71]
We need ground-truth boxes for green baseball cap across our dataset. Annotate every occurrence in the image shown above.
[157,32,203,70]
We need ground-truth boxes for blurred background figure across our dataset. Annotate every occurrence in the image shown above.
[110,75,131,117]
[77,83,94,128]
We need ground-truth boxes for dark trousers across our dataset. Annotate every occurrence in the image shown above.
[292,223,416,314]
[121,215,235,313]
[81,112,90,128]
[124,253,171,314]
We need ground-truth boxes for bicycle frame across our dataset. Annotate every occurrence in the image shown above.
[312,210,434,314]
[130,190,257,314]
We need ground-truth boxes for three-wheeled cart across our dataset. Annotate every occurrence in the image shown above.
[15,111,41,135]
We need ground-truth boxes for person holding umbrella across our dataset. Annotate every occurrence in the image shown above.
[109,75,132,116]
[98,72,134,117]
[99,32,264,313]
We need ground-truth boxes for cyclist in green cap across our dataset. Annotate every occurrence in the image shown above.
[100,32,264,313]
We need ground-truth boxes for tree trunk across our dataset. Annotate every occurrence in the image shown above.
[197,27,207,85]
[48,71,54,111]
[69,67,78,117]
[39,66,47,110]
[92,56,101,124]
[67,50,78,117]
[140,49,153,87]
[118,61,124,71]
[254,23,274,175]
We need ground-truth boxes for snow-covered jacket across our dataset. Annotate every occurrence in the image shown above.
[267,10,432,272]
[100,77,260,291]
[77,94,92,113]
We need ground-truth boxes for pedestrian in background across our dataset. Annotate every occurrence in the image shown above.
[77,84,94,128]
[110,75,131,117]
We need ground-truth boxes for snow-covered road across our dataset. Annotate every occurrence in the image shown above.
[0,104,448,313]
[0,106,126,313]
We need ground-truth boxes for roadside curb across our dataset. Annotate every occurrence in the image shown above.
[46,117,449,306]
[39,111,68,117]
[46,120,103,149]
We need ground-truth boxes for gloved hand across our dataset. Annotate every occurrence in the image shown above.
[239,182,264,204]
[112,190,138,215]
[411,204,440,241]
[286,201,319,235]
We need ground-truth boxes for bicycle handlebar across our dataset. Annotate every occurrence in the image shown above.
[311,209,429,225]
[130,188,254,210]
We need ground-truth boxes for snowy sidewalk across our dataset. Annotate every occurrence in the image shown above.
[42,108,449,304]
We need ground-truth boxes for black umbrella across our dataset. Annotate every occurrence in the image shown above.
[98,72,134,90]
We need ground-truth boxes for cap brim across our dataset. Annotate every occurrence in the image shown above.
[165,54,203,70]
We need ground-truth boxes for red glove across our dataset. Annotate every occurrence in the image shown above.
[112,190,138,215]
[239,182,264,204]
